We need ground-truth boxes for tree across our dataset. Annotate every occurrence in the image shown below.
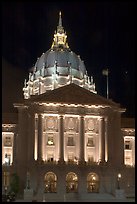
[9,173,19,196]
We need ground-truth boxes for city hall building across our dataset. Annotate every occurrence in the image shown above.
[2,12,135,201]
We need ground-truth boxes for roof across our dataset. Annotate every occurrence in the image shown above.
[35,49,86,74]
[26,83,121,107]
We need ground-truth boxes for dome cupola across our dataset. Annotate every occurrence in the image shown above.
[23,12,96,99]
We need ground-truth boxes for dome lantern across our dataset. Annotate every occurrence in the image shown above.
[51,11,69,49]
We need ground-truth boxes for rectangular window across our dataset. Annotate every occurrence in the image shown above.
[4,154,11,165]
[4,137,12,147]
[67,137,75,146]
[125,141,131,150]
[125,144,130,149]
[47,137,54,145]
[87,138,94,147]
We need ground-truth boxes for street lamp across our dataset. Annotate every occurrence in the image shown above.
[117,173,121,189]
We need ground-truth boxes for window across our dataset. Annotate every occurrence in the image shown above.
[67,137,75,146]
[47,137,54,146]
[125,141,131,150]
[87,138,94,147]
[4,137,12,147]
[44,172,57,193]
[125,144,130,149]
[66,172,78,193]
[4,154,11,165]
[87,173,99,193]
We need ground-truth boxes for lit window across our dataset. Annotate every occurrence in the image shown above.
[87,138,94,147]
[47,137,54,145]
[4,154,11,165]
[67,137,75,146]
[44,172,57,193]
[66,172,78,193]
[4,137,12,147]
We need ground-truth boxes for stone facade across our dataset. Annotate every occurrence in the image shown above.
[2,12,135,201]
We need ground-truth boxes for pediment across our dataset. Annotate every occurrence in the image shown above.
[27,83,120,107]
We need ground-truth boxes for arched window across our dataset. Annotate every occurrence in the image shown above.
[87,172,99,193]
[44,172,57,193]
[66,172,78,193]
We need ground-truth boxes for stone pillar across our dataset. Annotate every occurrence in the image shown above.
[99,117,105,163]
[105,117,108,162]
[37,114,43,161]
[79,116,85,163]
[59,115,64,162]
[28,112,35,164]
[13,130,17,165]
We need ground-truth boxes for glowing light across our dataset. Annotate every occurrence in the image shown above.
[4,157,9,163]
[92,176,96,180]
[47,140,54,145]
[118,173,121,179]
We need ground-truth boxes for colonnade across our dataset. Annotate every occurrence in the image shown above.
[28,113,107,163]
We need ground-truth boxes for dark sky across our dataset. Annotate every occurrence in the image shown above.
[2,1,135,117]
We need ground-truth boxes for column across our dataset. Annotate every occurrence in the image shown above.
[37,114,43,161]
[59,115,64,162]
[27,112,35,164]
[79,116,85,163]
[105,117,108,162]
[13,130,17,165]
[99,117,105,163]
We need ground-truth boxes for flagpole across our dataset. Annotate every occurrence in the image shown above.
[102,68,109,99]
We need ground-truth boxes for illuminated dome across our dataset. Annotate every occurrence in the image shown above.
[23,12,96,99]
[34,49,86,76]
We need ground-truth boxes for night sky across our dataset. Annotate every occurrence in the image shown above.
[2,1,135,117]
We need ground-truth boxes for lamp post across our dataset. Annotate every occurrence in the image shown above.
[117,173,121,189]
[26,172,30,189]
